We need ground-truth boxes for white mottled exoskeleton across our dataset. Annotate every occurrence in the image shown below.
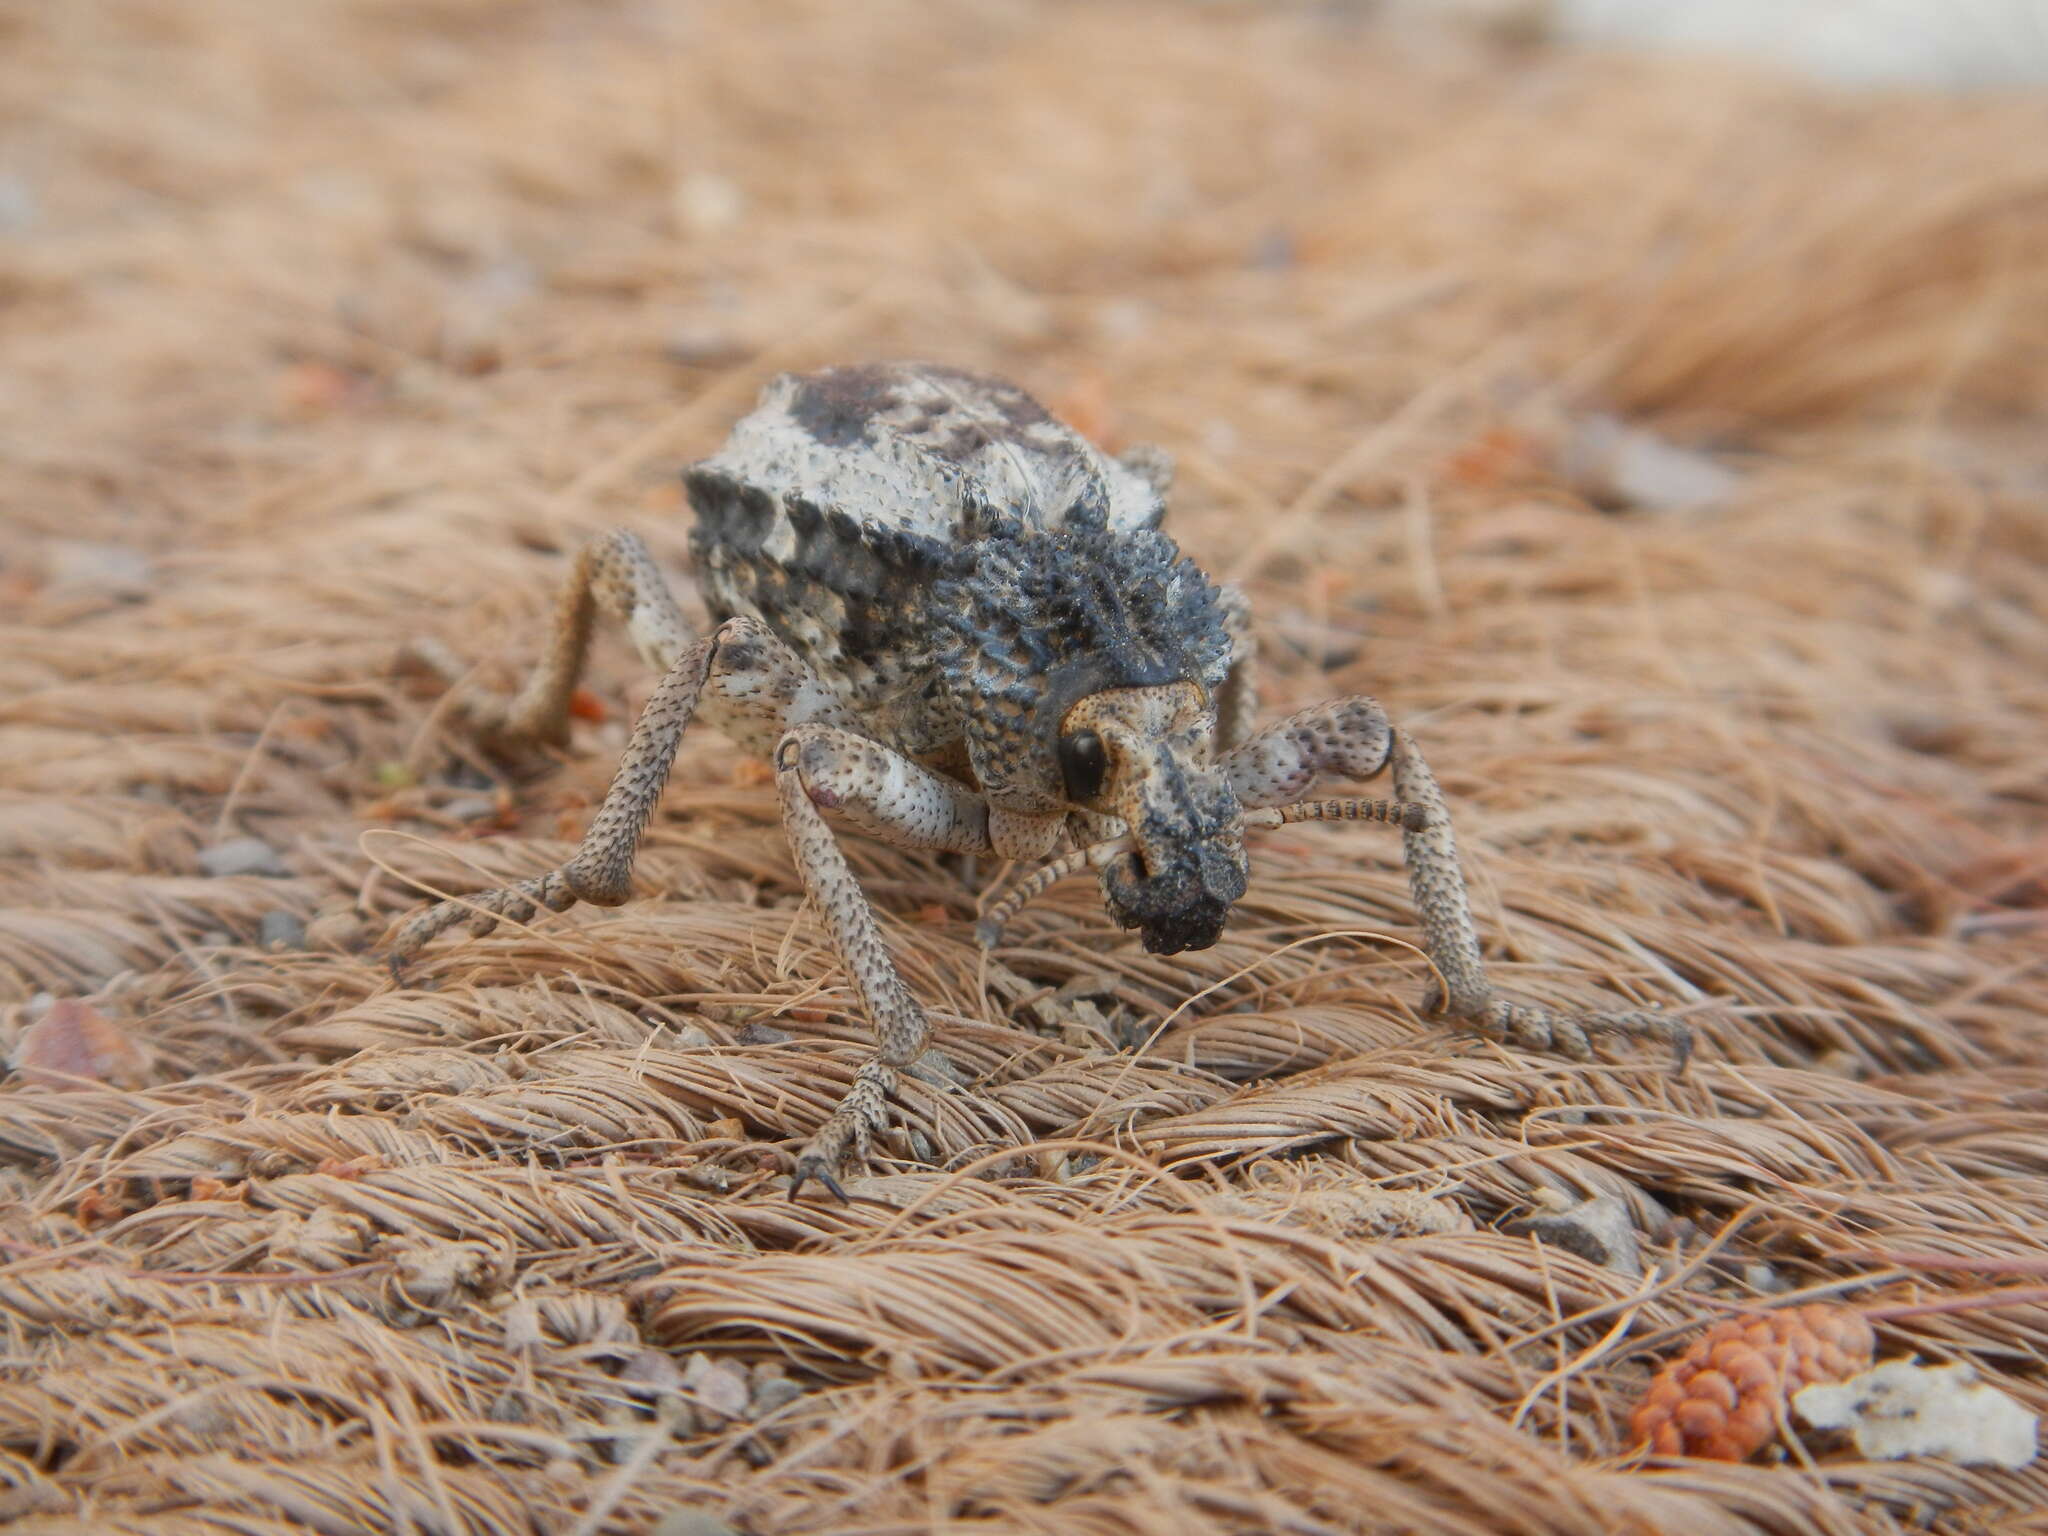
[392,363,1685,1197]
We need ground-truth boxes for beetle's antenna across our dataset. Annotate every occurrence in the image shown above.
[1243,797,1428,834]
[975,835,1133,948]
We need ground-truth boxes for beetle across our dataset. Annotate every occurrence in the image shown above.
[391,362,1683,1197]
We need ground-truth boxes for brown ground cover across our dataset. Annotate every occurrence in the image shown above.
[3,3,2047,1532]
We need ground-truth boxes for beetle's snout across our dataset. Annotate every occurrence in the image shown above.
[1101,838,1247,954]
[1062,682,1248,954]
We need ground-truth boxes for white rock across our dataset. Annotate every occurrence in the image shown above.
[1565,414,1740,512]
[1795,1359,2038,1469]
[198,837,289,878]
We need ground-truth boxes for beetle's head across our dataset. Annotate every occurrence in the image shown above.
[1055,682,1247,954]
[937,511,1242,950]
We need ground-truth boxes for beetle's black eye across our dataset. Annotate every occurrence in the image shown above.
[1058,730,1107,803]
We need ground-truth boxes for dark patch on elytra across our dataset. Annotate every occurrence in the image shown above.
[929,520,1232,808]
[916,365,1054,428]
[786,364,906,449]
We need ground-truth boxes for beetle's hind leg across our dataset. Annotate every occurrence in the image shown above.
[1222,700,1690,1065]
[404,529,693,761]
[388,615,847,969]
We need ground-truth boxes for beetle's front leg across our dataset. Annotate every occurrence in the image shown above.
[1224,701,1687,1063]
[774,725,998,1199]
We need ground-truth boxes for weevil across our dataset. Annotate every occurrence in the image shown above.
[391,362,1684,1196]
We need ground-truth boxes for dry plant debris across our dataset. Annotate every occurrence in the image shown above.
[3,2,2048,1533]
[1629,1304,1877,1462]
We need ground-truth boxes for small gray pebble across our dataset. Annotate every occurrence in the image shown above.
[665,323,749,367]
[46,539,152,599]
[750,1375,803,1415]
[1504,1194,1643,1278]
[619,1349,686,1398]
[681,1352,752,1420]
[259,910,307,952]
[198,837,288,878]
[1744,1261,1792,1294]
[304,908,369,953]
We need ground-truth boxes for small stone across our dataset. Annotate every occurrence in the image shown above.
[198,837,288,878]
[1249,226,1296,270]
[45,540,152,600]
[1504,1193,1643,1277]
[680,1352,751,1420]
[500,1299,546,1355]
[1811,1047,1867,1080]
[486,1389,531,1423]
[13,999,148,1089]
[673,172,745,235]
[619,1348,687,1399]
[664,322,748,367]
[735,1021,792,1046]
[385,1237,510,1309]
[304,907,369,954]
[442,794,501,824]
[1564,413,1740,513]
[750,1374,803,1416]
[0,172,37,234]
[259,910,307,952]
[1795,1360,2038,1469]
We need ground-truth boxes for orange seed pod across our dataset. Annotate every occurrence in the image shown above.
[1629,1303,1876,1461]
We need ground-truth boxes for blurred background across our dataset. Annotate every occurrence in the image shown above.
[1478,0,2048,87]
[7,0,2046,571]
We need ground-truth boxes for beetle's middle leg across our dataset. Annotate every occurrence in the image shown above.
[1223,699,1688,1063]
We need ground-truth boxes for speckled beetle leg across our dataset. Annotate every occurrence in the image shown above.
[1226,704,1687,1064]
[389,616,826,968]
[1387,728,1680,1058]
[440,529,693,758]
[773,725,994,1200]
[1224,698,1394,809]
